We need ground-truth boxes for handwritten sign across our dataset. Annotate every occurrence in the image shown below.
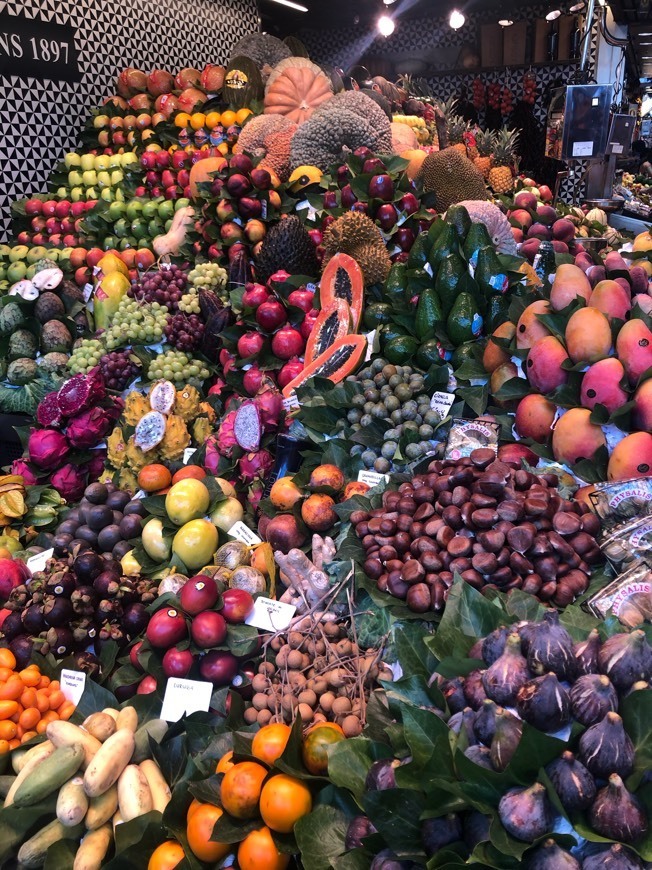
[160,678,213,722]
[0,13,81,83]
[357,470,389,487]
[282,393,300,412]
[228,521,262,546]
[246,597,296,632]
[430,391,456,421]
[61,669,86,705]
[26,548,54,574]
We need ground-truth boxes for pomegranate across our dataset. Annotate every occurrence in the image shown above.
[278,358,304,389]
[256,300,286,332]
[237,332,265,359]
[129,640,145,672]
[271,326,304,360]
[179,575,219,616]
[287,289,314,313]
[145,608,187,648]
[243,366,266,396]
[300,309,319,340]
[221,589,255,624]
[199,650,239,685]
[137,675,157,694]
[242,283,270,309]
[162,646,194,678]
[191,610,227,648]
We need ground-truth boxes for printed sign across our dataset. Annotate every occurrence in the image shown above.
[228,521,262,546]
[183,448,197,463]
[246,597,296,632]
[282,393,300,412]
[160,678,213,722]
[26,548,54,574]
[0,13,81,83]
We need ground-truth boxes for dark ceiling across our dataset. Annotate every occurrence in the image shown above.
[610,0,652,89]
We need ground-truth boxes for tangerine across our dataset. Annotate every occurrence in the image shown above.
[138,464,172,493]
[172,465,207,484]
[205,111,221,128]
[301,723,345,775]
[220,761,267,819]
[147,840,185,870]
[236,108,253,125]
[174,112,192,128]
[186,803,230,862]
[220,110,236,127]
[259,774,312,833]
[0,649,16,670]
[237,826,289,870]
[251,723,291,766]
[190,112,206,131]
[216,749,235,774]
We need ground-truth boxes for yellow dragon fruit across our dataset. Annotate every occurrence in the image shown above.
[107,427,127,468]
[125,437,152,471]
[159,414,191,461]
[123,392,151,426]
[200,402,217,424]
[117,468,139,493]
[175,386,202,422]
[193,417,212,445]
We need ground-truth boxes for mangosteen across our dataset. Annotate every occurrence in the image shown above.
[85,482,108,504]
[119,514,143,540]
[76,525,99,547]
[123,603,149,638]
[78,498,92,520]
[65,507,83,525]
[45,572,76,598]
[72,619,98,647]
[9,635,34,668]
[0,609,24,640]
[117,579,137,604]
[114,682,138,702]
[53,533,74,557]
[112,540,132,561]
[123,499,147,518]
[95,599,123,622]
[86,505,114,532]
[97,525,123,553]
[105,482,117,494]
[43,596,74,627]
[94,623,127,652]
[46,626,75,657]
[74,550,104,582]
[70,539,91,554]
[73,651,101,677]
[57,520,80,537]
[93,572,120,598]
[106,490,130,511]
[71,585,97,616]
[22,604,46,634]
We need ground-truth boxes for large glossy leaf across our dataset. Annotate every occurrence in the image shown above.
[426,581,504,661]
[74,678,117,720]
[622,689,652,791]
[0,797,57,865]
[363,788,425,858]
[401,705,455,778]
[391,622,437,679]
[43,838,77,870]
[294,805,349,870]
[327,738,376,800]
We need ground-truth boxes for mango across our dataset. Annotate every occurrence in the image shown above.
[588,280,631,322]
[615,277,632,298]
[483,322,515,373]
[490,362,519,408]
[565,307,612,364]
[632,230,652,252]
[586,264,606,288]
[526,336,569,394]
[580,359,628,413]
[552,408,606,465]
[574,252,593,273]
[516,300,551,349]
[632,379,652,432]
[607,432,652,480]
[514,394,556,442]
[634,295,652,315]
[615,319,652,384]
[550,263,592,311]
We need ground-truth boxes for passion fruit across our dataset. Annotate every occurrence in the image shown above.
[165,478,211,526]
[172,519,218,570]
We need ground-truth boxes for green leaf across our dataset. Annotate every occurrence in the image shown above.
[150,731,189,789]
[363,788,425,858]
[621,688,652,790]
[189,773,222,805]
[456,383,489,417]
[226,623,262,658]
[426,580,504,660]
[327,738,376,800]
[43,838,77,870]
[505,590,549,624]
[0,797,57,865]
[401,705,455,778]
[74,678,118,720]
[112,810,165,857]
[294,805,349,870]
[391,621,437,679]
[211,812,260,844]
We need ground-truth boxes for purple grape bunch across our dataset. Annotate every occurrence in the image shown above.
[164,313,205,352]
[99,350,141,391]
[128,265,188,311]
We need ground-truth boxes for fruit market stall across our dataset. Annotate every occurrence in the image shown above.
[0,25,651,870]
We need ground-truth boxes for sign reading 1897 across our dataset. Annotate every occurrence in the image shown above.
[0,12,81,83]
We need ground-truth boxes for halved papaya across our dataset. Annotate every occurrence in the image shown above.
[283,334,367,397]
[304,299,352,366]
[320,253,364,330]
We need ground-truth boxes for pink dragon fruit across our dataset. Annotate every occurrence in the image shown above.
[247,478,265,512]
[36,391,63,428]
[234,402,261,451]
[254,386,283,432]
[66,407,113,449]
[216,410,238,456]
[57,368,106,417]
[238,449,273,484]
[11,459,38,486]
[203,436,221,475]
[208,377,226,397]
[87,449,107,481]
[50,463,88,502]
[28,428,70,470]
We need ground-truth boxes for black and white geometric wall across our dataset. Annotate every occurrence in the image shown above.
[0,0,260,240]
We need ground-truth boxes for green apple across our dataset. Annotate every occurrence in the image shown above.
[131,218,150,240]
[80,153,95,171]
[141,201,158,220]
[114,218,130,238]
[56,186,68,199]
[82,170,97,187]
[111,170,124,186]
[164,219,173,232]
[7,262,27,282]
[85,187,97,200]
[119,238,134,251]
[58,248,72,268]
[70,187,84,202]
[95,155,111,171]
[26,246,49,264]
[109,154,123,169]
[122,152,139,167]
[64,152,81,169]
[102,235,118,251]
[114,188,125,202]
[9,245,29,263]
[108,201,126,221]
[148,219,163,238]
[97,171,111,188]
[175,197,191,211]
[26,264,37,279]
[126,200,143,221]
[68,170,84,187]
[0,244,11,259]
[101,187,114,203]
[0,265,5,281]
[157,201,174,221]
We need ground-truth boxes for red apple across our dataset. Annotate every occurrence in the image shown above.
[42,200,58,218]
[24,199,43,216]
[376,203,398,231]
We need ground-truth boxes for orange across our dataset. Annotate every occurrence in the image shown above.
[220,761,267,819]
[0,649,16,670]
[215,749,234,774]
[0,700,19,720]
[186,803,230,862]
[236,108,252,125]
[220,110,236,128]
[147,839,185,870]
[259,774,312,833]
[174,112,192,128]
[187,798,202,820]
[251,723,291,767]
[205,111,221,129]
[138,464,173,493]
[190,112,206,131]
[172,465,206,484]
[237,826,289,870]
[301,723,345,775]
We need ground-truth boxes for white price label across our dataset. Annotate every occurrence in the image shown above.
[26,548,54,574]
[246,597,296,632]
[572,141,594,157]
[183,448,197,464]
[228,521,262,546]
[61,669,86,705]
[282,393,300,412]
[82,283,94,302]
[160,678,213,722]
[430,391,456,420]
[357,470,389,487]
[364,329,377,362]
[423,262,433,278]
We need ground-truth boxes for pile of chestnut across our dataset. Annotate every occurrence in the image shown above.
[352,449,603,613]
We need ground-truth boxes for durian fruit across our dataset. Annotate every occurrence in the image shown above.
[255,215,320,284]
[322,211,391,287]
[159,415,191,461]
[418,147,488,213]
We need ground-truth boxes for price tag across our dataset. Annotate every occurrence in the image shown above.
[430,391,456,421]
[82,283,94,302]
[183,448,197,464]
[296,199,318,222]
[160,678,213,722]
[358,470,389,487]
[61,669,86,705]
[423,262,433,277]
[364,329,376,362]
[26,548,54,574]
[228,521,262,546]
[282,393,300,412]
[246,597,296,632]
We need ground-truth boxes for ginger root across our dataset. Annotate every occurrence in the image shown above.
[275,548,329,612]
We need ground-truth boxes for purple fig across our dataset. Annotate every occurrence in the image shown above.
[498,782,553,842]
[490,709,523,771]
[482,633,529,706]
[464,811,490,850]
[421,815,463,857]
[464,744,494,769]
[448,707,477,744]
[589,774,648,844]
[579,711,635,780]
[546,750,596,812]
[473,699,499,746]
[345,815,377,850]
[516,672,570,732]
[526,610,576,681]
[598,630,652,691]
[364,759,399,791]
[442,676,467,713]
[582,844,645,869]
[570,673,618,726]
[481,625,509,665]
[464,669,489,710]
[526,839,580,869]
[574,628,601,675]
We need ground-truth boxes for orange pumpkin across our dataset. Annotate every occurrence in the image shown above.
[189,156,227,199]
[402,148,427,181]
[264,58,332,124]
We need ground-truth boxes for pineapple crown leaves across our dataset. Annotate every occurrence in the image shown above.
[492,128,519,166]
[435,96,459,119]
[475,128,497,157]
[446,113,470,143]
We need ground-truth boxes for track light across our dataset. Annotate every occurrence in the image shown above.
[545,1,562,19]
[569,1,586,10]
[377,14,395,36]
[498,17,514,25]
[266,0,308,10]
[449,9,465,29]
[383,0,397,4]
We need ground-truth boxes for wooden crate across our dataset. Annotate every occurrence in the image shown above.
[503,20,527,66]
[481,23,503,68]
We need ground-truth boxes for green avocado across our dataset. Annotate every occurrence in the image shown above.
[407,232,429,270]
[485,294,511,333]
[450,341,477,369]
[384,335,420,364]
[363,303,394,329]
[463,222,494,269]
[435,253,467,317]
[415,338,446,370]
[446,291,483,347]
[446,204,472,241]
[427,216,446,248]
[415,285,444,341]
[428,224,460,275]
[475,246,509,297]
[383,262,408,308]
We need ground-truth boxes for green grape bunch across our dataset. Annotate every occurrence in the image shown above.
[147,349,210,387]
[105,298,169,350]
[68,338,105,375]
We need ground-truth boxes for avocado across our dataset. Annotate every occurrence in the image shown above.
[407,232,429,270]
[384,335,420,364]
[428,224,460,275]
[475,246,509,297]
[363,302,394,329]
[435,253,467,317]
[446,204,472,241]
[383,262,408,308]
[450,341,477,369]
[379,323,410,350]
[414,285,444,341]
[463,222,494,269]
[416,338,446,370]
[485,294,511,333]
[446,292,483,347]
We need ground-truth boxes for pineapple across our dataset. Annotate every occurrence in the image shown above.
[473,129,495,178]
[488,129,518,193]
[446,114,470,154]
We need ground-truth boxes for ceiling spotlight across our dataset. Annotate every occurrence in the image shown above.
[383,0,397,4]
[377,14,395,36]
[498,17,514,26]
[266,0,308,10]
[449,9,465,29]
[569,1,586,10]
[545,2,562,19]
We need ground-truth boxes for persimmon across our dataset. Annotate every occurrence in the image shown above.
[186,803,230,862]
[237,826,289,870]
[186,798,202,820]
[301,723,345,775]
[220,761,267,819]
[215,749,234,774]
[138,464,172,493]
[147,839,185,870]
[259,774,312,833]
[172,465,206,484]
[251,723,291,766]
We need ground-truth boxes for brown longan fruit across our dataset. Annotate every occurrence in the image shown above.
[244,707,258,724]
[342,715,362,737]
[251,674,269,693]
[312,678,328,696]
[270,635,283,652]
[298,689,317,708]
[319,692,336,713]
[331,697,352,716]
[257,709,273,725]
[312,712,327,725]
[288,631,304,649]
[336,639,352,657]
[297,703,314,723]
[281,693,298,714]
[258,661,275,677]
[252,692,269,711]
[286,649,304,670]
[288,671,307,690]
[314,639,326,656]
[275,646,292,668]
[323,622,340,638]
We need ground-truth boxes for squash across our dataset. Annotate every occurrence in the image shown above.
[264,57,332,124]
[282,334,367,397]
[585,207,607,227]
[304,299,353,365]
[223,56,264,109]
[320,253,364,330]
